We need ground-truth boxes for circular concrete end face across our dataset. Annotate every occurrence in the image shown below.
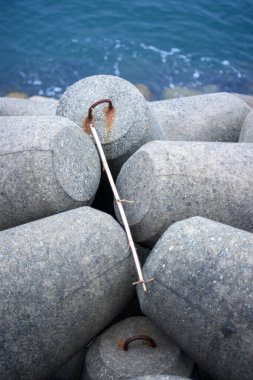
[57,75,150,161]
[132,376,190,380]
[83,316,193,379]
[52,122,101,203]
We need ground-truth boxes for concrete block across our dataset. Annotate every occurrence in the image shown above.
[0,97,58,116]
[233,93,253,109]
[50,349,86,380]
[239,111,253,142]
[0,207,135,379]
[131,376,190,380]
[138,217,253,380]
[115,141,253,246]
[82,317,193,379]
[149,93,250,142]
[57,75,164,174]
[0,116,100,230]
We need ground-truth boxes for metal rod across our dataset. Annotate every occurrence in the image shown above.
[89,122,147,292]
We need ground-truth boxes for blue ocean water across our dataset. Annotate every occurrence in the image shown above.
[0,0,253,99]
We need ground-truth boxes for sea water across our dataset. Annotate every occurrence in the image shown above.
[0,0,252,99]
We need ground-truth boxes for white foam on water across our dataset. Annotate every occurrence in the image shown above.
[193,70,200,79]
[113,61,120,76]
[53,87,62,92]
[27,79,42,85]
[201,56,212,62]
[222,60,230,66]
[140,43,181,63]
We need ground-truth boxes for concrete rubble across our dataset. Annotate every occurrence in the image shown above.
[0,207,135,379]
[239,111,253,142]
[1,75,252,380]
[0,115,101,230]
[149,93,250,142]
[137,217,253,380]
[83,317,193,379]
[57,75,164,175]
[0,96,58,116]
[115,140,253,246]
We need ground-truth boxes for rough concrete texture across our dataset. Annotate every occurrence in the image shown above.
[131,376,190,380]
[0,116,100,230]
[0,97,58,115]
[57,75,164,174]
[136,243,150,266]
[29,96,59,104]
[233,93,253,109]
[0,207,135,380]
[115,140,253,246]
[149,92,250,142]
[50,349,86,380]
[83,317,193,379]
[138,217,253,380]
[238,111,253,142]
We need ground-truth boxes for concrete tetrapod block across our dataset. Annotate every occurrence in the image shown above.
[238,111,253,142]
[0,116,101,230]
[50,349,86,380]
[131,376,190,380]
[57,75,164,174]
[115,140,253,247]
[82,316,193,379]
[149,92,250,142]
[0,97,58,115]
[233,93,253,109]
[0,207,135,380]
[137,217,253,380]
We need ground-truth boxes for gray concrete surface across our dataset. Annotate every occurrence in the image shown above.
[50,349,86,380]
[0,97,58,115]
[0,207,135,380]
[57,75,164,174]
[233,93,253,109]
[149,92,250,142]
[138,217,253,380]
[83,316,193,379]
[238,111,253,142]
[115,141,253,246]
[0,116,101,230]
[131,376,190,380]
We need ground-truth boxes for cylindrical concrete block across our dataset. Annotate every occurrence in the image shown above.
[0,207,135,380]
[233,93,253,109]
[115,141,253,246]
[83,317,193,379]
[57,75,164,174]
[51,349,86,380]
[138,217,253,380]
[239,111,253,142]
[149,93,250,142]
[0,97,58,116]
[0,116,101,230]
[131,376,190,380]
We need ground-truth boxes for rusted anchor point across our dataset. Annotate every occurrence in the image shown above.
[123,335,156,351]
[83,98,114,135]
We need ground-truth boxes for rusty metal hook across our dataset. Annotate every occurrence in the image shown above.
[123,335,156,351]
[88,98,113,120]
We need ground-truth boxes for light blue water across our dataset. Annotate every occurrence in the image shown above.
[0,0,253,98]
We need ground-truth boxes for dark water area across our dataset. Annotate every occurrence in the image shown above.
[0,0,253,99]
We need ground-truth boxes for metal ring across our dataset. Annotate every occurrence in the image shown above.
[123,335,156,351]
